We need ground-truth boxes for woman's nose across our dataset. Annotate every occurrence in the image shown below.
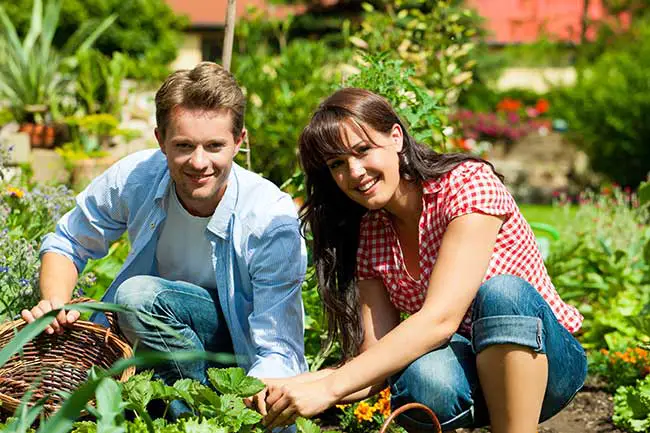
[348,159,366,178]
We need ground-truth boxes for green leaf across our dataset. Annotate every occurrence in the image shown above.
[207,368,265,397]
[94,376,127,433]
[122,371,155,410]
[638,182,650,206]
[296,417,322,433]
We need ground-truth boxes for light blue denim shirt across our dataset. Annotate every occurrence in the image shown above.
[40,149,309,378]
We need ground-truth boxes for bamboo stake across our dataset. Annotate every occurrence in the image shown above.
[222,0,236,71]
[221,0,251,170]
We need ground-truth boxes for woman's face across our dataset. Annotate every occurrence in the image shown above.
[325,120,403,210]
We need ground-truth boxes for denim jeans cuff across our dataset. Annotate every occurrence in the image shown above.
[471,315,545,354]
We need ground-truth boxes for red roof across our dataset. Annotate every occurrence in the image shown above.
[465,0,629,44]
[166,0,304,27]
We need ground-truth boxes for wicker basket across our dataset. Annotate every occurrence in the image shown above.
[379,402,442,433]
[0,298,135,414]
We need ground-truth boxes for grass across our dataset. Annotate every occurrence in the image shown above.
[520,204,577,239]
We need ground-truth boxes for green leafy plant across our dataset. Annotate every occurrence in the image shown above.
[547,187,650,350]
[233,37,348,184]
[0,0,186,85]
[345,53,445,151]
[0,0,116,123]
[353,0,483,105]
[74,49,129,117]
[613,374,650,432]
[552,17,650,188]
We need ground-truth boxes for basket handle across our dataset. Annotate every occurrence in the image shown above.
[379,402,442,433]
[68,297,119,343]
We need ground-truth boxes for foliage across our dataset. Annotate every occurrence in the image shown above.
[552,18,650,188]
[233,37,348,184]
[336,388,393,433]
[613,374,650,432]
[345,53,445,150]
[590,346,650,391]
[0,144,99,320]
[1,0,186,83]
[74,49,130,117]
[0,364,324,433]
[546,186,650,350]
[353,0,483,105]
[58,114,140,159]
[0,0,116,123]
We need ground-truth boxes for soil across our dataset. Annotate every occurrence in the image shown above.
[458,386,624,433]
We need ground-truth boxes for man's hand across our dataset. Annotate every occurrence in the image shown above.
[21,299,80,335]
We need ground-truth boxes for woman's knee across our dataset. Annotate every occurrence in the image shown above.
[473,275,541,319]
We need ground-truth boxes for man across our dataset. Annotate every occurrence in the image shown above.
[21,62,308,414]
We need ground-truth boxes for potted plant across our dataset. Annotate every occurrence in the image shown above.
[0,0,116,148]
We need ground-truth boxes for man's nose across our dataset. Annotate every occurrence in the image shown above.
[189,146,209,169]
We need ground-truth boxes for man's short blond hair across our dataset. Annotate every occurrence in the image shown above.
[155,62,246,140]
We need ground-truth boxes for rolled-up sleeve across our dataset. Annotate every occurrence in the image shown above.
[40,164,128,274]
[246,207,308,378]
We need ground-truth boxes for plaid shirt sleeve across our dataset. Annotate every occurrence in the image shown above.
[443,162,516,223]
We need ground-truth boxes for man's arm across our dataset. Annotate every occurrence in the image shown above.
[21,252,79,334]
[21,159,130,332]
[247,207,308,379]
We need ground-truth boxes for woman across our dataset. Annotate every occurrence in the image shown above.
[262,88,586,433]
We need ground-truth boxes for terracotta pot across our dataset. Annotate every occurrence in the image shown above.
[70,156,116,191]
[18,123,56,149]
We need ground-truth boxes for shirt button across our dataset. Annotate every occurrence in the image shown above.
[150,222,156,229]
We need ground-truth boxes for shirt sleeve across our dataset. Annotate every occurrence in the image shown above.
[443,162,516,223]
[246,196,309,378]
[39,160,129,273]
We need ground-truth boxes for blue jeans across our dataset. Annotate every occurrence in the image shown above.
[115,276,235,417]
[389,275,587,432]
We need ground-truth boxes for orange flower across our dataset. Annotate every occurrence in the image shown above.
[6,186,25,199]
[354,401,375,422]
[535,99,550,114]
[373,397,391,418]
[496,98,522,112]
[379,387,391,401]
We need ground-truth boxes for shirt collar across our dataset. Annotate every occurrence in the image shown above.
[422,177,443,195]
[206,163,239,239]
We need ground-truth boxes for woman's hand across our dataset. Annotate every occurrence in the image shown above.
[262,379,338,429]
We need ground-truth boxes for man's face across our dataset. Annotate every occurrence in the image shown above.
[156,107,244,217]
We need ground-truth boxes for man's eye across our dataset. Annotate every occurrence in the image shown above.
[208,143,224,150]
[176,142,192,149]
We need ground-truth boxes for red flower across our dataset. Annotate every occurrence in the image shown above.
[496,98,522,112]
[535,99,550,114]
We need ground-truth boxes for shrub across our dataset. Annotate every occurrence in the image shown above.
[546,186,650,350]
[553,18,650,187]
[233,38,348,184]
[2,0,186,83]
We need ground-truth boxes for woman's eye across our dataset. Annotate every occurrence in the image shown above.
[358,145,372,154]
[327,160,342,170]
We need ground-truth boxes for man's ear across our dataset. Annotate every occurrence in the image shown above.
[154,127,166,155]
[391,123,404,152]
[235,128,247,154]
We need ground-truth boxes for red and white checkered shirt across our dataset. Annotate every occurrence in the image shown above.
[356,161,583,335]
